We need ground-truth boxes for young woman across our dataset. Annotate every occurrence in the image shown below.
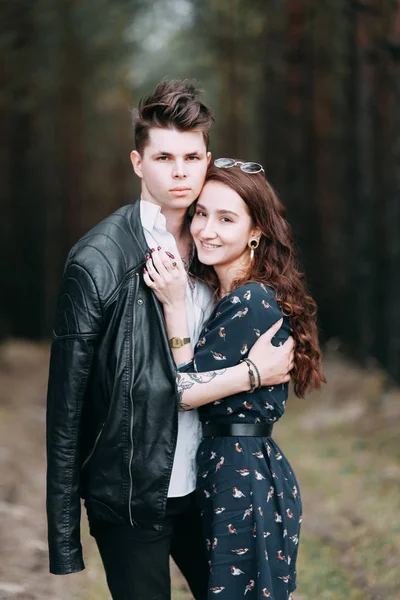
[143,159,325,600]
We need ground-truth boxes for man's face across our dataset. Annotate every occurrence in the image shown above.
[131,128,211,211]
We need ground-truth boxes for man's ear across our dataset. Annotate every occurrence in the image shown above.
[206,151,212,165]
[130,150,143,179]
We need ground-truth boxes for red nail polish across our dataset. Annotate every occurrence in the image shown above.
[143,267,147,273]
[166,251,175,259]
[151,248,155,252]
[157,246,161,251]
[146,255,151,261]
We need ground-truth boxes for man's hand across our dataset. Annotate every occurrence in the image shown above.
[248,319,294,386]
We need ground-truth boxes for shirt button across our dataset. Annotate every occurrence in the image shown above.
[137,298,144,305]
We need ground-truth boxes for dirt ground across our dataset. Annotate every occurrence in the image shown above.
[0,339,399,600]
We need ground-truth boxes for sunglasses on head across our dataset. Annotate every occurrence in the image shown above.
[214,157,264,174]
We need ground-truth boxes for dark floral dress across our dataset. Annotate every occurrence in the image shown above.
[190,282,302,599]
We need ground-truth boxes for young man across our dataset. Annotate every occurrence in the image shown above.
[46,80,294,600]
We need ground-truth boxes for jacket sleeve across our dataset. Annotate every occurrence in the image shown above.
[46,260,103,575]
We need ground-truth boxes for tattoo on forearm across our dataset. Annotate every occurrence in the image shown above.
[176,369,228,411]
[177,373,195,411]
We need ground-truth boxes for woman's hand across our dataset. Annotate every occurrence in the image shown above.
[248,319,295,386]
[143,247,187,308]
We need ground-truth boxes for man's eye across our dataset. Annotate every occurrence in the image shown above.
[187,155,200,161]
[157,156,169,161]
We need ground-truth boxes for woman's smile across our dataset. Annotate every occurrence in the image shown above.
[199,241,222,250]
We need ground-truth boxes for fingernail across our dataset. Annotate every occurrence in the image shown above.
[157,246,161,251]
[146,254,151,261]
[143,267,147,273]
[166,251,175,259]
[151,248,155,252]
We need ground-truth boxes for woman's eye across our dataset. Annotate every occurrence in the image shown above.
[221,217,232,223]
[195,211,206,217]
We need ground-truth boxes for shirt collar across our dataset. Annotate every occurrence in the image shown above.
[140,200,167,234]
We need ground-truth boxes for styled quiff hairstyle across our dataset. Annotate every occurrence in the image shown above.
[132,80,214,154]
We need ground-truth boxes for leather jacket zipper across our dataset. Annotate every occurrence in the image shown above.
[150,293,180,516]
[128,273,139,527]
[81,421,105,469]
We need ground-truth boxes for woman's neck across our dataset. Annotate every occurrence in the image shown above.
[215,257,251,300]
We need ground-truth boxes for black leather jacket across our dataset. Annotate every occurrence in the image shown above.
[46,202,179,575]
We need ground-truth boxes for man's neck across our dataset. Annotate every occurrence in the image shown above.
[140,195,191,257]
[161,205,189,244]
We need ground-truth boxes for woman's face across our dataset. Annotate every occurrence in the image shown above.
[191,180,257,272]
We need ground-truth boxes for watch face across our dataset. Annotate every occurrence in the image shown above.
[170,337,190,348]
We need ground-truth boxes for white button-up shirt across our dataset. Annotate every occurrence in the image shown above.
[140,200,213,497]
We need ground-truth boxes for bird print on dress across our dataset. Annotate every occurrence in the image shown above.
[227,524,238,535]
[211,351,226,361]
[242,505,253,520]
[231,307,249,320]
[230,566,245,576]
[243,401,253,410]
[252,451,263,458]
[232,486,246,499]
[236,468,250,476]
[231,548,249,555]
[244,580,255,594]
[215,456,224,471]
[193,283,302,599]
[214,507,226,515]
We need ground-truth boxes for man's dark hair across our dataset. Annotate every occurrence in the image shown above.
[132,79,214,154]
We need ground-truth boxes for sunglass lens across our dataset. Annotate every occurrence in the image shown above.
[242,162,263,173]
[214,158,236,168]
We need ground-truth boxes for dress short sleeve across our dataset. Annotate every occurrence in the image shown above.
[193,282,288,373]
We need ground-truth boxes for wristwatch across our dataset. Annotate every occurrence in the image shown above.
[169,337,191,349]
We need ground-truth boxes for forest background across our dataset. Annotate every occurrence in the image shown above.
[0,1,399,599]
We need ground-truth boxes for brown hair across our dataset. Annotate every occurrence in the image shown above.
[132,80,214,154]
[193,163,326,398]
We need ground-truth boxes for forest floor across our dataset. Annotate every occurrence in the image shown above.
[0,339,399,600]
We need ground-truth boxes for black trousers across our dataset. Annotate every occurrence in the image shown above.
[89,492,209,600]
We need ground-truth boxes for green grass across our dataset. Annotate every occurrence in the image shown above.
[274,353,400,600]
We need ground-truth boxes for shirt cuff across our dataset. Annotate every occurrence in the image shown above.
[176,359,195,373]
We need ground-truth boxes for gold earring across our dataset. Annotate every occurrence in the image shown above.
[248,238,259,261]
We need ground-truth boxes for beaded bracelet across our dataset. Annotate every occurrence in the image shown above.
[241,358,257,393]
[245,358,261,389]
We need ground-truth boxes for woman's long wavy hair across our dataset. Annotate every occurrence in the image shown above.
[192,163,326,398]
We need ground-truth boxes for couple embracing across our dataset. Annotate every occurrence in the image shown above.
[46,79,325,600]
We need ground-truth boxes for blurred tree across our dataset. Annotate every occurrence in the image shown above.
[0,0,142,336]
[345,0,379,363]
[378,0,400,379]
[0,0,399,380]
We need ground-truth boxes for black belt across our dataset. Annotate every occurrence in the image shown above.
[202,423,274,437]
